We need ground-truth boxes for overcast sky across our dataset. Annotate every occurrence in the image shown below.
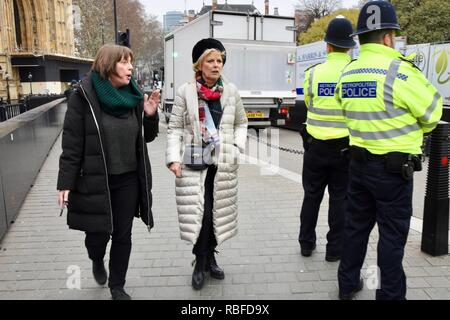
[140,0,360,22]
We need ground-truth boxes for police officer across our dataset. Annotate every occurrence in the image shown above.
[298,17,356,262]
[335,1,443,300]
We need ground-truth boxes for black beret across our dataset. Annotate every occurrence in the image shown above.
[192,38,226,65]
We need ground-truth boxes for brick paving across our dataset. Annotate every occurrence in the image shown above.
[0,110,449,300]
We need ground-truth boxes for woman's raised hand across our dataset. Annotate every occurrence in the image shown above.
[143,90,160,117]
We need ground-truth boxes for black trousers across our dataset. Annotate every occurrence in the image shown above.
[193,165,218,257]
[85,171,139,289]
[338,158,412,300]
[298,136,349,255]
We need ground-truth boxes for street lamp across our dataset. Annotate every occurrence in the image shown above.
[5,72,11,104]
[113,0,118,44]
[100,21,105,45]
[28,72,33,95]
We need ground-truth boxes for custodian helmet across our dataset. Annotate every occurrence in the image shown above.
[353,0,400,36]
[324,16,357,48]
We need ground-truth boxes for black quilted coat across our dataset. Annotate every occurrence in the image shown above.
[57,74,159,234]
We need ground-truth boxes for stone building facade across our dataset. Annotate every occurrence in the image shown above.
[0,0,91,101]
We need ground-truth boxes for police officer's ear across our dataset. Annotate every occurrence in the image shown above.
[382,31,396,49]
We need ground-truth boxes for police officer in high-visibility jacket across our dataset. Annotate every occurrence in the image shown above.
[298,17,356,262]
[335,1,443,300]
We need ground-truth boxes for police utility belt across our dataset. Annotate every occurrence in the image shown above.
[348,146,422,181]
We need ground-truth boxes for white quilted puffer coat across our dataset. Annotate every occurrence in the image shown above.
[166,79,248,245]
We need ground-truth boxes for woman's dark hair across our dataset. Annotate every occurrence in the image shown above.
[91,44,134,79]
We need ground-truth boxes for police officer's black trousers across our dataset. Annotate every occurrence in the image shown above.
[193,165,218,257]
[338,158,412,300]
[299,137,349,255]
[85,171,139,289]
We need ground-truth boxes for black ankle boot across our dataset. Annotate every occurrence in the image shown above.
[110,287,131,300]
[92,260,107,285]
[192,255,207,290]
[208,251,225,280]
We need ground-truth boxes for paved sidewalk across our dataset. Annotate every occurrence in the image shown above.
[0,119,449,300]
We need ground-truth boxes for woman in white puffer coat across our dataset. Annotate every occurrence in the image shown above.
[166,38,248,290]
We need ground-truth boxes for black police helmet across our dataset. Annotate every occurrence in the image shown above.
[324,16,357,49]
[192,38,226,65]
[353,0,400,36]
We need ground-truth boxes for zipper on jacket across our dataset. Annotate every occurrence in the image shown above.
[142,110,152,234]
[79,84,114,234]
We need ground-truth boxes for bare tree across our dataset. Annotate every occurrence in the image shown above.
[73,0,164,81]
[136,13,164,84]
[296,0,343,19]
[358,0,371,8]
[73,0,114,58]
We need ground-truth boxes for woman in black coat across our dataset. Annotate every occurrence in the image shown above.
[57,44,159,300]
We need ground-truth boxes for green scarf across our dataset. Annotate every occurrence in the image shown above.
[91,72,144,117]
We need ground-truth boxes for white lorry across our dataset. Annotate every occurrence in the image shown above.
[162,10,297,128]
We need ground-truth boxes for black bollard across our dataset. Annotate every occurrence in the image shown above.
[421,121,449,256]
[0,106,5,122]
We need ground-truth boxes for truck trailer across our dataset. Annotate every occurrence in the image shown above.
[162,10,297,128]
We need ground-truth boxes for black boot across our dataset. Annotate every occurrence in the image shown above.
[192,255,207,290]
[339,278,364,300]
[208,251,225,280]
[110,287,131,300]
[92,260,107,285]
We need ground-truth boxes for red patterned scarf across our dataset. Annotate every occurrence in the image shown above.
[196,73,223,142]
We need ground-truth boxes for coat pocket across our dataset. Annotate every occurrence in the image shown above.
[183,111,192,127]
[231,144,241,165]
[74,175,89,194]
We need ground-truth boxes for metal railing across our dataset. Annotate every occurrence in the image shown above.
[23,94,66,110]
[0,102,27,122]
[0,94,66,122]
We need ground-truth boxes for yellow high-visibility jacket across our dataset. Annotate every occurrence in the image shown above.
[335,43,443,155]
[304,52,351,140]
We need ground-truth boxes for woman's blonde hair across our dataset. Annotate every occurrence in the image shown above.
[192,48,225,72]
[91,44,134,79]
